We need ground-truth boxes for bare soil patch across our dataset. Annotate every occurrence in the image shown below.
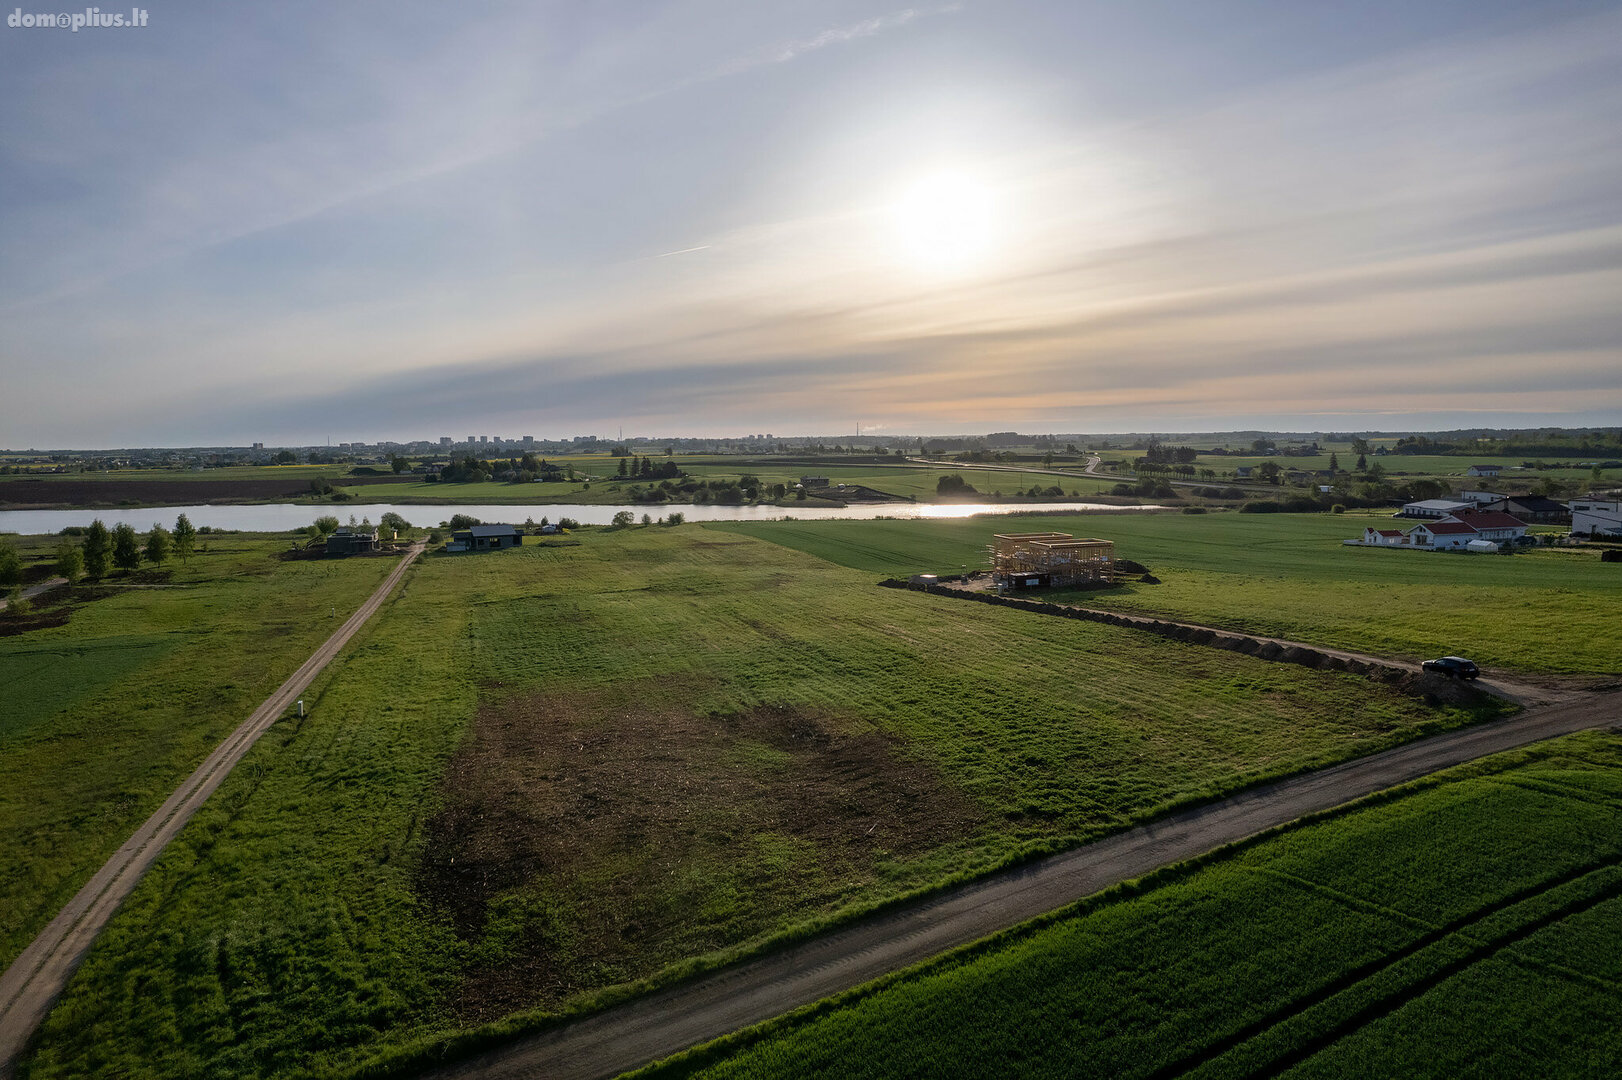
[416,682,984,1024]
[0,474,414,508]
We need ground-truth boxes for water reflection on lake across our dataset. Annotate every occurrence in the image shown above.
[0,501,1163,535]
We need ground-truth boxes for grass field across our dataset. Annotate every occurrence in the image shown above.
[17,525,1497,1079]
[0,535,400,972]
[639,731,1622,1080]
[709,513,1622,674]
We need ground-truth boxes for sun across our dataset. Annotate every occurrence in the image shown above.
[888,170,999,274]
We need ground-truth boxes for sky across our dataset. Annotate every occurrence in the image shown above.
[1,0,1619,448]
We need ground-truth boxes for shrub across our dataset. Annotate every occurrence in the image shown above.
[1181,506,1207,514]
[447,514,482,530]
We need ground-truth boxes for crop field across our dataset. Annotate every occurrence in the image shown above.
[0,535,399,971]
[16,526,1496,1079]
[710,513,1622,674]
[641,731,1622,1080]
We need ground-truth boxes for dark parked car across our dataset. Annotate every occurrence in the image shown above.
[1422,656,1480,680]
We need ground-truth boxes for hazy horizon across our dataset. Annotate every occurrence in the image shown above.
[4,1,1620,446]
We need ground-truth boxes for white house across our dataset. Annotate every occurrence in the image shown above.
[1361,527,1409,547]
[1466,464,1503,477]
[1448,509,1530,543]
[1409,520,1480,550]
[1407,510,1529,551]
[1570,496,1622,538]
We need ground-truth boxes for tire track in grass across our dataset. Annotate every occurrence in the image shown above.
[1151,858,1622,1080]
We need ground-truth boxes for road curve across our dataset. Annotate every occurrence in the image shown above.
[423,691,1619,1080]
[0,542,426,1077]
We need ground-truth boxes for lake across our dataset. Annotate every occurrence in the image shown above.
[0,501,1163,535]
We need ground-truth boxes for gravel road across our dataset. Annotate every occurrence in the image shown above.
[0,543,425,1077]
[422,690,1619,1080]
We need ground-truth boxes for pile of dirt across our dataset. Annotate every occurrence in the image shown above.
[416,683,983,1022]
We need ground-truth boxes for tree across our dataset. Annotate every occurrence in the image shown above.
[641,513,653,526]
[55,539,83,584]
[145,524,172,565]
[1257,461,1282,484]
[112,524,141,571]
[665,512,685,526]
[379,512,412,535]
[610,510,635,529]
[390,455,409,474]
[0,539,20,587]
[312,515,340,535]
[83,519,110,578]
[172,514,197,564]
[1328,452,1340,473]
[272,450,298,465]
[1355,453,1368,471]
[447,513,481,530]
[617,457,629,477]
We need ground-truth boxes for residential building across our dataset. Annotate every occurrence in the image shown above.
[1466,464,1503,477]
[449,524,524,551]
[1570,496,1622,538]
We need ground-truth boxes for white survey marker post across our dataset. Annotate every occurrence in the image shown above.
[297,699,304,718]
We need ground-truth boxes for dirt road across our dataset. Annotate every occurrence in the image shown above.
[0,542,426,1078]
[421,690,1618,1080]
[0,577,66,612]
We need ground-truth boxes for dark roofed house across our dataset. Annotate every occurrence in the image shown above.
[1478,495,1570,524]
[325,527,378,556]
[451,524,523,551]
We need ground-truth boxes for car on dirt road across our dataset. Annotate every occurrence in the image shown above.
[1422,656,1480,680]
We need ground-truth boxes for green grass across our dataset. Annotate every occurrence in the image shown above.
[637,731,1622,1080]
[17,526,1497,1079]
[710,513,1622,674]
[0,537,399,971]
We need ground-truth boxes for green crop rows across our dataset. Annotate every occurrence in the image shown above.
[641,732,1622,1080]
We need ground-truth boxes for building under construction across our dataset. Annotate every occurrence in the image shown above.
[991,532,1116,588]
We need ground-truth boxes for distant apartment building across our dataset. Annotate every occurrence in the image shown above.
[440,437,452,447]
[522,435,534,446]
[480,435,489,444]
[251,442,264,450]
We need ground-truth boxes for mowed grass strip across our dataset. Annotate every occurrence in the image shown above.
[0,536,399,970]
[635,732,1622,1080]
[21,527,1497,1079]
[709,513,1622,674]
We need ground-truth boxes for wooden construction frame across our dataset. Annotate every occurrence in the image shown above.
[991,532,1116,587]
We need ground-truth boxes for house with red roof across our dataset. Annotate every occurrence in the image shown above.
[1408,510,1528,551]
[1361,526,1409,547]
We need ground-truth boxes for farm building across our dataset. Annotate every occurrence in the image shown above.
[1466,464,1503,477]
[448,524,524,552]
[991,532,1116,587]
[325,527,377,555]
[1399,498,1474,519]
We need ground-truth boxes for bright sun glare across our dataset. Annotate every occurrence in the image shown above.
[888,170,999,274]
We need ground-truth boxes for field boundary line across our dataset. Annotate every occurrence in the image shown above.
[879,578,1566,706]
[0,542,426,1078]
